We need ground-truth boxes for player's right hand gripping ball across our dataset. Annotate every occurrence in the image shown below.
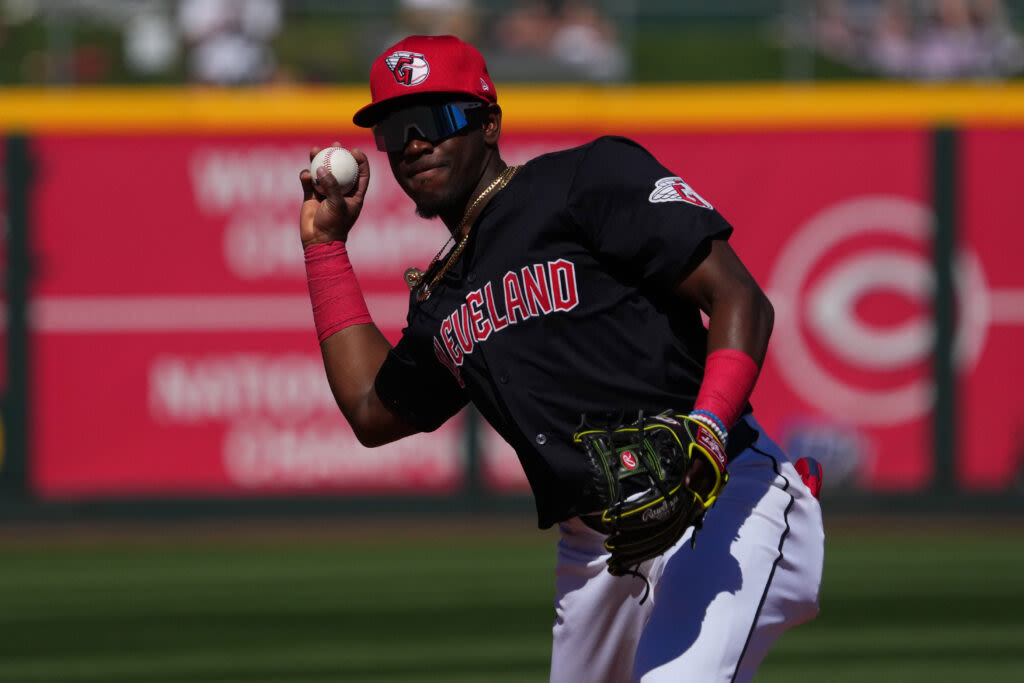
[310,146,358,194]
[573,412,729,576]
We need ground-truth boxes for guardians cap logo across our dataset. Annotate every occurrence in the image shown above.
[385,51,430,86]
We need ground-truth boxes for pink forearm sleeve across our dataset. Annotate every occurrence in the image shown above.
[304,241,373,342]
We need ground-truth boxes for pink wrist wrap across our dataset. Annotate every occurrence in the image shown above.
[304,241,372,342]
[694,349,761,432]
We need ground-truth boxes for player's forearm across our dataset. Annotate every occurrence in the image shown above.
[319,325,417,446]
[672,239,773,433]
[305,241,417,446]
[704,284,773,367]
[675,239,772,365]
[694,286,772,437]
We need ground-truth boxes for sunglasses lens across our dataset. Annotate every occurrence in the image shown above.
[374,102,479,151]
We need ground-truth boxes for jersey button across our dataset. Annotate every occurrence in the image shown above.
[466,273,476,283]
[535,433,547,445]
[499,373,509,384]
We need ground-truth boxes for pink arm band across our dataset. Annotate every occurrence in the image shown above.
[304,241,373,342]
[693,349,761,434]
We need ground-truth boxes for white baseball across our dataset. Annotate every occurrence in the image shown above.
[310,146,358,194]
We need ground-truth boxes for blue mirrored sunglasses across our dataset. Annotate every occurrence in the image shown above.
[373,101,484,152]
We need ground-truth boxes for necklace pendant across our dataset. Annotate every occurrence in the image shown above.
[404,267,424,291]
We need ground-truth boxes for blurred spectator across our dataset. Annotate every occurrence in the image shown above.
[496,0,559,54]
[885,0,1023,79]
[813,0,861,63]
[808,0,1024,80]
[916,0,982,78]
[549,0,627,80]
[971,0,1024,77]
[123,3,180,78]
[491,0,628,81]
[394,0,480,44]
[869,0,916,76]
[177,0,283,86]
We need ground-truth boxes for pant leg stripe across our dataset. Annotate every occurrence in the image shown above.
[729,444,794,682]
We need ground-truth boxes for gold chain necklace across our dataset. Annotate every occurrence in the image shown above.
[404,165,521,302]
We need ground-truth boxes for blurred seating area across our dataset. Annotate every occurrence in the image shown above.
[800,0,1024,79]
[0,0,1021,85]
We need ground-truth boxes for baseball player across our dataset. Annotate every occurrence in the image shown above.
[299,34,825,683]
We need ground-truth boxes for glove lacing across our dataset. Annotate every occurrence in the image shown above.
[622,566,652,605]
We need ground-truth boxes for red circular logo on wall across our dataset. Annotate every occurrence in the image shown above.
[621,451,638,470]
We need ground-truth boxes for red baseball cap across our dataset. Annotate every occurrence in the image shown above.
[353,35,498,128]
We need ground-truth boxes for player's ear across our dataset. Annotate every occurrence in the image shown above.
[483,104,502,145]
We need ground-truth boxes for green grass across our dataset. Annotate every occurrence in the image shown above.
[0,521,1022,682]
[0,525,557,682]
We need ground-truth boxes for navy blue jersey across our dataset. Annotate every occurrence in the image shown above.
[375,136,735,527]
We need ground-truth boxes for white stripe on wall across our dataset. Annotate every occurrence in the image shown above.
[15,295,410,333]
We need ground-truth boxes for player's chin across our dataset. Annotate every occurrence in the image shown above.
[409,186,461,220]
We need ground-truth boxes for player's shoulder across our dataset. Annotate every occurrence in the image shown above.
[527,135,647,166]
[522,136,653,182]
[587,135,649,154]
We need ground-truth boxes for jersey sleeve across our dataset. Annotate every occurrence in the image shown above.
[374,334,470,432]
[566,136,733,289]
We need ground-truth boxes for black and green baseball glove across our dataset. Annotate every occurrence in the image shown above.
[573,411,729,578]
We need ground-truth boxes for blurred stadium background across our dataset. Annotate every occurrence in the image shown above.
[2,1,1024,681]
[3,0,1024,85]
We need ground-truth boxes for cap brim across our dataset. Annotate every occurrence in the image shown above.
[352,100,388,128]
[353,91,493,128]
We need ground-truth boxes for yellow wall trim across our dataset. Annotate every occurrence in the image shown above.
[1,83,1022,134]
